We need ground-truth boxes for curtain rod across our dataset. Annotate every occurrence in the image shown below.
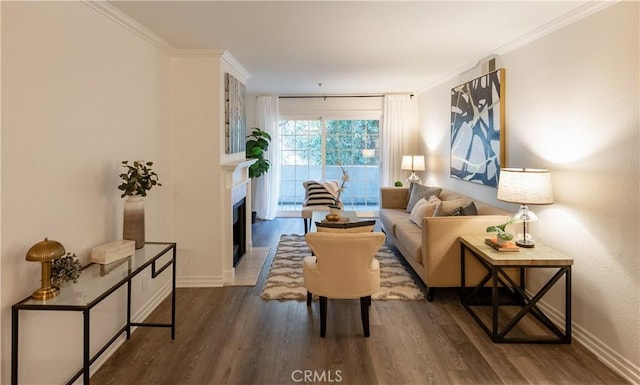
[278,94,413,99]
[279,95,382,99]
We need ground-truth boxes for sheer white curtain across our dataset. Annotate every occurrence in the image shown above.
[380,94,411,186]
[254,96,280,220]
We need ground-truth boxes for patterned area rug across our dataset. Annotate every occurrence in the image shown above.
[261,234,425,301]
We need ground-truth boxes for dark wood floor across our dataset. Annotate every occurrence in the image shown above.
[91,218,628,385]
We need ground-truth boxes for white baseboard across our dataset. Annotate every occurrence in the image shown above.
[535,298,640,384]
[177,275,225,287]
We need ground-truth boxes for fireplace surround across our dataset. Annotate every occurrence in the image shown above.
[221,158,256,282]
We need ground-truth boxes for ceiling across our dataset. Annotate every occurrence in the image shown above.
[108,1,595,95]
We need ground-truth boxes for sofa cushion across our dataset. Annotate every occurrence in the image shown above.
[433,197,472,216]
[379,208,409,237]
[408,196,440,228]
[395,222,423,264]
[406,184,442,212]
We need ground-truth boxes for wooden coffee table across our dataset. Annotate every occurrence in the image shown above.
[310,210,359,232]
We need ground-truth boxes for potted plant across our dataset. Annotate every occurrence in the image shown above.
[246,128,271,222]
[394,181,403,187]
[246,127,271,179]
[486,219,515,246]
[51,252,82,287]
[118,161,162,249]
[118,161,161,198]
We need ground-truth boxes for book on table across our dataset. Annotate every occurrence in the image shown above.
[485,238,520,252]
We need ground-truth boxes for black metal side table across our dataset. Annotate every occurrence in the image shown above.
[458,235,572,344]
[11,242,177,385]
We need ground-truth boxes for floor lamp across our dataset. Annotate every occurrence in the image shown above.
[497,168,554,248]
[401,155,425,186]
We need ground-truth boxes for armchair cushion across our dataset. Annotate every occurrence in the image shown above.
[303,232,385,299]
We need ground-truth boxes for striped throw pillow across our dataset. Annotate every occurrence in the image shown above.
[303,181,340,207]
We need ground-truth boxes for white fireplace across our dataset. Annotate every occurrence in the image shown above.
[221,159,256,282]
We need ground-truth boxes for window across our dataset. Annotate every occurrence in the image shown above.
[278,118,380,214]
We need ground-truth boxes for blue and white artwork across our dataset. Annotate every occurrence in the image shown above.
[450,69,505,187]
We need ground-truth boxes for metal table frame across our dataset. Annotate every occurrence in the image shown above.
[459,237,572,344]
[11,242,177,385]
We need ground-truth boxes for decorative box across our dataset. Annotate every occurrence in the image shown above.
[91,239,135,264]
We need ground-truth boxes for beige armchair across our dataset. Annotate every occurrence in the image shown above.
[303,232,386,337]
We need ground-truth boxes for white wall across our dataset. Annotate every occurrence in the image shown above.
[416,2,639,382]
[1,2,174,383]
[171,52,248,287]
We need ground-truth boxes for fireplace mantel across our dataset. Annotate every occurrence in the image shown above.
[221,158,256,282]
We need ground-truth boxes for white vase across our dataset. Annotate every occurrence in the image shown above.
[496,236,509,246]
[123,195,145,249]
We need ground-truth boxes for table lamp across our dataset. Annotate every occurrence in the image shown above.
[497,168,554,248]
[25,238,66,300]
[401,155,425,185]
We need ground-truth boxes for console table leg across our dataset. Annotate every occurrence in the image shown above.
[11,307,19,385]
[171,246,177,340]
[83,310,90,385]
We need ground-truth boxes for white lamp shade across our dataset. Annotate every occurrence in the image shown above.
[497,168,554,205]
[401,155,425,171]
[362,149,375,158]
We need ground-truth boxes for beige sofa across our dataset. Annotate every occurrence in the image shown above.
[379,186,515,301]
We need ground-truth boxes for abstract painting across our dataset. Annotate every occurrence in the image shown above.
[225,73,246,154]
[450,68,505,187]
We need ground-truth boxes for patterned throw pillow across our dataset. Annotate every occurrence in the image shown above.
[303,181,339,207]
[405,184,443,213]
[455,202,478,216]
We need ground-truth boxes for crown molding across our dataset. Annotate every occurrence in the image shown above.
[222,51,252,81]
[493,0,618,55]
[416,0,619,94]
[82,0,175,55]
[82,1,252,79]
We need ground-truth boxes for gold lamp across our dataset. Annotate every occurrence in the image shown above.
[26,238,66,300]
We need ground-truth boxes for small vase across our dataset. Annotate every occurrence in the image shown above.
[123,195,145,249]
[496,236,509,246]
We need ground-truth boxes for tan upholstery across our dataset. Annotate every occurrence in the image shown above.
[303,232,385,337]
[304,232,384,299]
[379,186,520,300]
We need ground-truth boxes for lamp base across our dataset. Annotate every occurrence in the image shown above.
[407,172,422,186]
[31,286,60,301]
[516,240,535,248]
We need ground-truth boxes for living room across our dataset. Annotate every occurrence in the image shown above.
[2,1,638,384]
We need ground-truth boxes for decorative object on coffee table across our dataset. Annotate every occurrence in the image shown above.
[497,168,554,248]
[118,160,162,249]
[328,161,349,210]
[25,238,66,300]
